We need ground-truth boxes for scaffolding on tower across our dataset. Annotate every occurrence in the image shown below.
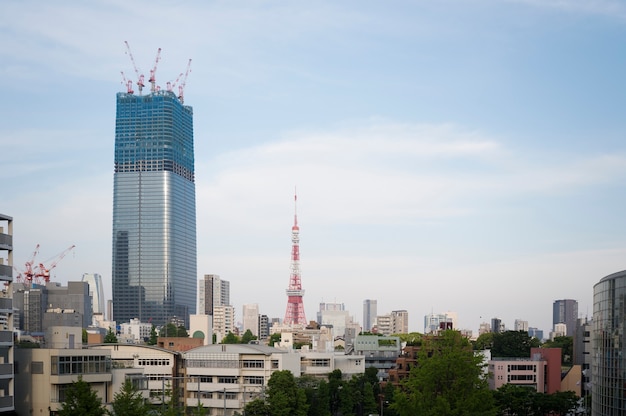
[284,191,307,326]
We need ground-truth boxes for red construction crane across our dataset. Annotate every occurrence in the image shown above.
[35,245,75,284]
[148,47,162,93]
[120,71,134,94]
[13,244,40,285]
[178,59,192,104]
[124,41,145,94]
[166,72,184,92]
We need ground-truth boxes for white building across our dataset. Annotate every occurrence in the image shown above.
[424,312,457,333]
[213,305,235,341]
[81,273,105,316]
[242,303,259,337]
[514,319,529,332]
[120,318,153,343]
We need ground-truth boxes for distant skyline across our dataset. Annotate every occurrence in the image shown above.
[2,0,626,334]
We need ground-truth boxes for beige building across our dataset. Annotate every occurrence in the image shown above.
[0,214,14,413]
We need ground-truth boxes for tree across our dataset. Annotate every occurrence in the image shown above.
[82,328,88,344]
[161,323,178,337]
[244,398,270,416]
[147,325,158,345]
[268,332,281,346]
[267,370,308,416]
[57,376,106,416]
[491,330,540,358]
[176,325,189,337]
[493,384,536,416]
[104,327,118,343]
[241,329,257,344]
[108,379,150,416]
[222,332,240,344]
[392,330,496,416]
[473,332,494,351]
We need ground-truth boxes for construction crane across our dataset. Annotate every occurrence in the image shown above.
[178,59,192,104]
[35,245,75,284]
[124,41,145,94]
[166,72,184,93]
[13,244,40,286]
[120,71,134,94]
[148,47,162,93]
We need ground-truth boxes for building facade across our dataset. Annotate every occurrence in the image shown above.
[553,299,578,337]
[198,274,230,316]
[242,303,259,337]
[112,89,197,327]
[592,270,626,415]
[363,299,377,332]
[0,215,14,413]
[82,273,105,316]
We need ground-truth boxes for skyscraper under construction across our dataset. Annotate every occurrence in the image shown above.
[112,47,196,327]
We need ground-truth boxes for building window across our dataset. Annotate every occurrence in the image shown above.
[242,360,264,368]
[244,376,264,385]
[218,376,238,384]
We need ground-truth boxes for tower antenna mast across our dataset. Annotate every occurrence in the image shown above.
[284,189,307,325]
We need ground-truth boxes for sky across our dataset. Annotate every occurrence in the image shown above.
[2,0,626,336]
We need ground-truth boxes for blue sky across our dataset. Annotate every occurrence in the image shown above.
[2,0,626,335]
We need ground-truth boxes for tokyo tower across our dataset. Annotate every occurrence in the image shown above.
[284,191,307,325]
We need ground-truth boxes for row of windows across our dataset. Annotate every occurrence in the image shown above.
[508,364,536,372]
[138,359,171,366]
[187,375,265,385]
[51,355,110,375]
[186,359,270,369]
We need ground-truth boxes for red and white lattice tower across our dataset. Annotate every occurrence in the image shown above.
[284,191,307,326]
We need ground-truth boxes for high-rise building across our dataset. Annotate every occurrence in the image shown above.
[258,314,269,340]
[593,270,626,415]
[242,304,259,337]
[112,80,197,327]
[363,299,377,332]
[491,317,504,333]
[424,312,456,333]
[198,274,230,316]
[553,299,578,337]
[213,305,235,341]
[81,273,105,315]
[0,214,15,412]
[514,319,529,332]
[391,310,409,334]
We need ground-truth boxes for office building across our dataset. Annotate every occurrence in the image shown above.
[553,299,578,337]
[213,305,235,341]
[391,310,409,334]
[81,273,105,315]
[363,299,377,332]
[242,303,259,337]
[0,214,15,412]
[592,270,626,415]
[258,314,269,340]
[198,274,229,316]
[424,312,456,334]
[112,86,197,327]
[528,327,543,341]
[514,319,529,332]
[491,317,504,333]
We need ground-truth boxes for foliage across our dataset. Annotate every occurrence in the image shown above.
[267,370,309,416]
[222,332,240,344]
[160,323,179,337]
[16,340,40,348]
[491,330,540,358]
[473,332,494,350]
[268,332,281,346]
[392,330,496,416]
[57,376,106,416]
[493,384,579,416]
[104,327,118,343]
[244,398,270,416]
[241,329,258,344]
[542,336,573,366]
[176,325,188,337]
[82,328,88,344]
[147,325,158,345]
[108,379,150,416]
[398,332,423,346]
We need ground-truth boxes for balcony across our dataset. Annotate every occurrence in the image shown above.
[0,395,13,411]
[0,233,11,251]
[0,332,12,346]
[0,364,12,378]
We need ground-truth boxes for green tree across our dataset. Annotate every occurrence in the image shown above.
[108,379,150,416]
[268,332,281,346]
[241,329,257,344]
[542,336,573,366]
[82,328,88,344]
[244,398,270,416]
[493,384,536,415]
[473,332,494,350]
[398,332,423,346]
[104,327,118,343]
[147,325,158,345]
[267,370,308,416]
[392,330,496,416]
[161,323,178,337]
[491,330,540,358]
[58,376,106,416]
[176,325,188,337]
[222,332,240,344]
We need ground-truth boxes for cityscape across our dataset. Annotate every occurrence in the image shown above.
[2,1,626,415]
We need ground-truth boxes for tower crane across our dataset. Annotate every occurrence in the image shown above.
[120,71,134,94]
[13,244,40,286]
[148,48,162,93]
[35,245,75,284]
[178,59,192,104]
[124,41,145,94]
[166,72,184,93]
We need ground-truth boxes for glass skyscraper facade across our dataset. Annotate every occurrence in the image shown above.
[112,90,197,327]
[592,270,626,415]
